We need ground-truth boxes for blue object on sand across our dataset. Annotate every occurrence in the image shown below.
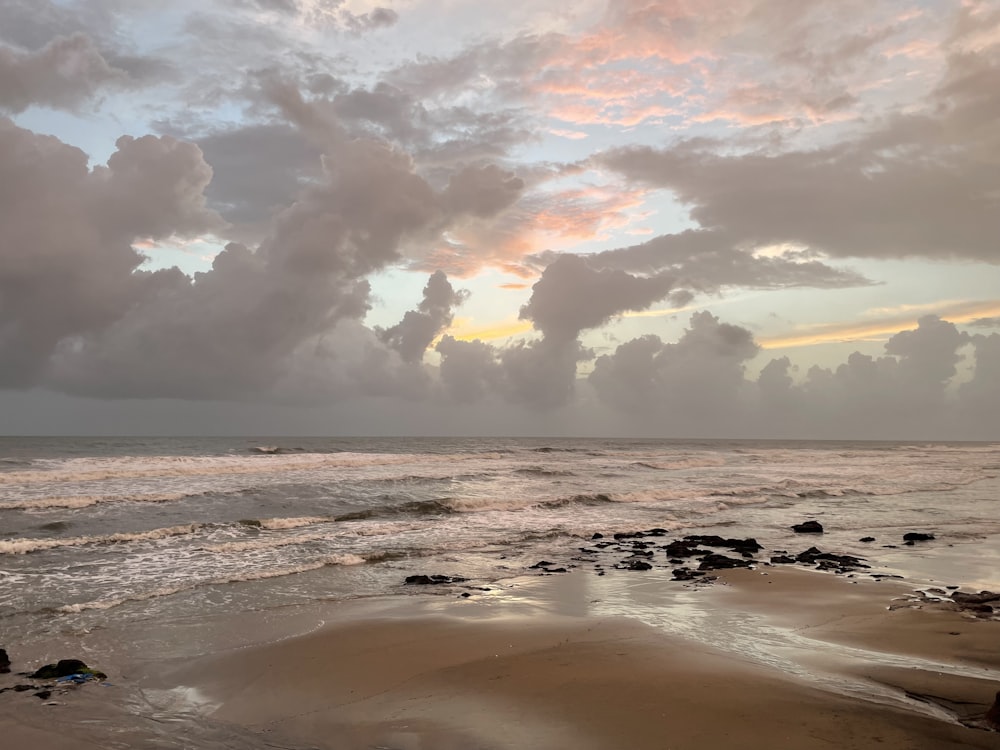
[55,673,91,684]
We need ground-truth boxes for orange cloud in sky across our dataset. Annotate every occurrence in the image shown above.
[447,317,533,342]
[413,181,652,278]
[761,301,1000,349]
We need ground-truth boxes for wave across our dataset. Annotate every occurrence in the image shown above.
[54,553,368,614]
[630,457,728,470]
[513,467,576,477]
[241,516,332,530]
[335,499,456,521]
[538,493,615,509]
[0,491,191,511]
[0,515,342,555]
[0,451,492,487]
[0,524,206,555]
[200,534,327,554]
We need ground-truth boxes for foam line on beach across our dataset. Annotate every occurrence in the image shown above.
[0,523,208,554]
[0,516,337,554]
[55,553,368,613]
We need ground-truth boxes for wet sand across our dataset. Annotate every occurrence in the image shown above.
[3,566,1000,749]
[161,567,1000,749]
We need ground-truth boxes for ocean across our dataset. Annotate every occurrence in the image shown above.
[3,436,999,641]
[2,436,999,747]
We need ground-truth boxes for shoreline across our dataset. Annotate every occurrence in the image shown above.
[156,566,1000,749]
[3,527,1000,749]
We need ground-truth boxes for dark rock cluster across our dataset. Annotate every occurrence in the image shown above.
[950,590,1000,618]
[0,653,106,702]
[792,520,824,534]
[401,522,951,600]
[404,574,467,585]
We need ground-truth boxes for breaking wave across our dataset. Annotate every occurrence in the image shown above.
[55,553,369,614]
[0,524,206,555]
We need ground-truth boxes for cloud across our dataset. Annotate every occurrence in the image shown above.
[0,118,223,387]
[441,164,525,218]
[589,312,759,425]
[579,312,994,439]
[519,254,677,342]
[542,229,871,292]
[0,33,126,112]
[597,22,1000,265]
[194,123,323,240]
[379,271,468,363]
[761,300,1000,349]
[7,79,535,401]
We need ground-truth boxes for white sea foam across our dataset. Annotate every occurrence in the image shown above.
[257,516,330,530]
[0,491,190,511]
[0,451,488,487]
[202,533,326,554]
[55,553,368,613]
[0,524,205,555]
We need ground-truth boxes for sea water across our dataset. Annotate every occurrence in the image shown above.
[2,437,999,748]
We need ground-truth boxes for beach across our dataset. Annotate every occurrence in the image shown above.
[1,437,999,748]
[3,563,1000,749]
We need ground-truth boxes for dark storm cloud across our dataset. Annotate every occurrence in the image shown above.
[0,118,222,387]
[194,123,324,241]
[529,230,871,295]
[21,80,528,401]
[519,254,677,342]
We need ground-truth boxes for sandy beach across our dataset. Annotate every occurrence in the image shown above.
[5,562,998,750]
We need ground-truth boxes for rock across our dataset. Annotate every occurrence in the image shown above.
[951,590,1000,605]
[591,533,604,539]
[682,535,762,554]
[528,560,556,569]
[792,521,824,534]
[903,532,935,542]
[698,553,752,571]
[672,568,703,581]
[986,690,1000,731]
[859,537,876,543]
[769,555,796,564]
[34,690,51,700]
[0,648,9,674]
[614,532,642,540]
[31,659,90,680]
[645,528,669,536]
[619,559,653,571]
[403,574,467,585]
[664,540,704,558]
[795,547,868,571]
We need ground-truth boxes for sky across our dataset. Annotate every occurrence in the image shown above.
[1,0,999,439]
